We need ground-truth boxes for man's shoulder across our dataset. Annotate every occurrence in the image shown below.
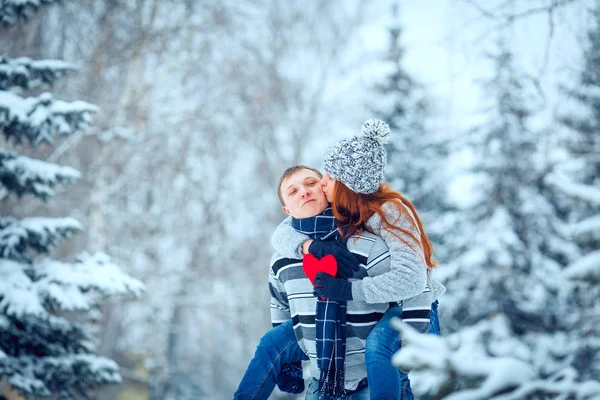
[351,230,379,242]
[270,253,303,274]
[347,230,385,248]
[347,231,388,260]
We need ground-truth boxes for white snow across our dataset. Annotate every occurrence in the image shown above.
[0,91,28,120]
[391,318,537,400]
[52,98,99,114]
[5,0,44,5]
[545,173,600,206]
[36,252,145,297]
[0,259,46,317]
[563,250,600,283]
[8,374,49,398]
[571,215,600,243]
[27,58,76,71]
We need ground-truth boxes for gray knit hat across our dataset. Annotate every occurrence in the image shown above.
[324,118,390,194]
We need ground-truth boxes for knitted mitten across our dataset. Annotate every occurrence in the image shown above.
[277,362,304,394]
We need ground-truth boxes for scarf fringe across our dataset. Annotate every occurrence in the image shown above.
[318,366,347,399]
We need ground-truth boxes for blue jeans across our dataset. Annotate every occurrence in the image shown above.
[365,301,441,400]
[234,320,308,399]
[235,302,441,400]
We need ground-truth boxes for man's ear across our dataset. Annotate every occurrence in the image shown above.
[282,205,291,216]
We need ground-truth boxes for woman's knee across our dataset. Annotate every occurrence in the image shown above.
[382,305,403,321]
[366,323,399,355]
[366,325,384,352]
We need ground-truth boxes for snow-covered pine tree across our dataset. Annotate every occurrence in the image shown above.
[370,4,455,261]
[0,8,144,400]
[540,3,600,385]
[442,40,574,332]
[398,40,596,399]
[548,3,600,286]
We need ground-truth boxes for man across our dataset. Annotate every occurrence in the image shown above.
[234,165,392,399]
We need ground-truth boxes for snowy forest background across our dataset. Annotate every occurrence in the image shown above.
[1,0,599,399]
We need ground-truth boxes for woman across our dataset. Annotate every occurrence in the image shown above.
[272,118,445,399]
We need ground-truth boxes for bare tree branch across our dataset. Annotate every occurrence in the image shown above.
[461,0,580,22]
[461,0,499,19]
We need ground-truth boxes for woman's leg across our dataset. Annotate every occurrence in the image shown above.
[366,301,442,400]
[365,305,403,400]
[428,300,441,336]
[400,301,442,398]
[234,320,308,400]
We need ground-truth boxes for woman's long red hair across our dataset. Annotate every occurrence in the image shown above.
[332,182,438,269]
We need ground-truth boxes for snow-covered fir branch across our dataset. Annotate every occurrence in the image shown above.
[1,350,121,398]
[545,172,600,206]
[0,259,46,317]
[0,216,82,263]
[0,56,77,91]
[36,252,145,299]
[0,0,60,26]
[562,249,600,284]
[544,172,600,284]
[0,91,98,145]
[0,148,81,200]
[571,215,600,243]
[391,318,600,400]
[0,252,144,319]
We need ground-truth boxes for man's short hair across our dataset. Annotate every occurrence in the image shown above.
[278,165,323,206]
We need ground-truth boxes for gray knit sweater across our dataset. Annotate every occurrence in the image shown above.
[271,202,446,303]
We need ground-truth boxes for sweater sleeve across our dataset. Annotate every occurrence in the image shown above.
[270,216,310,259]
[351,202,429,303]
[269,260,292,326]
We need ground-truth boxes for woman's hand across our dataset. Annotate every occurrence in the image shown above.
[308,240,360,279]
[313,272,353,301]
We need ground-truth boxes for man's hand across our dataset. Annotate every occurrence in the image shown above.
[277,362,304,394]
[313,272,353,301]
[308,240,360,279]
[301,240,313,255]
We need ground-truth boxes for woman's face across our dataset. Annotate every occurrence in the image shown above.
[320,172,336,203]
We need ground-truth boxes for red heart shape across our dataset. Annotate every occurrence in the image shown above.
[302,253,338,284]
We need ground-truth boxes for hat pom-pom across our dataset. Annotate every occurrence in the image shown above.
[362,118,390,144]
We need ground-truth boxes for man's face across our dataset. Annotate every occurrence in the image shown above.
[321,172,336,203]
[281,169,329,219]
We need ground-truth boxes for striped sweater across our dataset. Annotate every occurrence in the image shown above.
[270,230,394,391]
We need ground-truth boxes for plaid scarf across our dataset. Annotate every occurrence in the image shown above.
[291,207,338,239]
[292,207,348,399]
